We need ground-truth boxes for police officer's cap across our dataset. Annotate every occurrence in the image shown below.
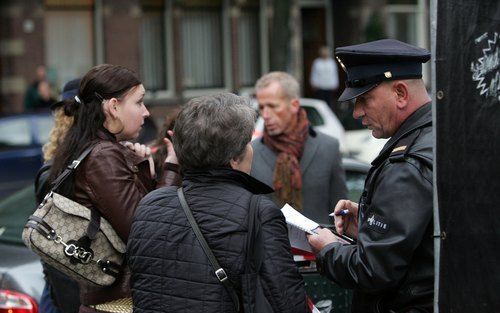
[335,39,430,102]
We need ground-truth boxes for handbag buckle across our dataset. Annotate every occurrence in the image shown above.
[64,243,78,257]
[215,268,228,282]
[79,251,93,264]
[69,160,81,169]
[39,191,53,207]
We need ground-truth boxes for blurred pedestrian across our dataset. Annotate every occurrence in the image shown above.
[35,78,81,313]
[310,46,339,112]
[251,71,347,224]
[47,64,180,313]
[307,39,433,312]
[24,65,56,111]
[128,93,307,313]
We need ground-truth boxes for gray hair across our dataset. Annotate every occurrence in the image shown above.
[255,71,300,100]
[173,93,256,170]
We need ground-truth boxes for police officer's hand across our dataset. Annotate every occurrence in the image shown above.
[334,200,359,239]
[307,228,343,254]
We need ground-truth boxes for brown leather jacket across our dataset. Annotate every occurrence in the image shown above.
[72,137,181,310]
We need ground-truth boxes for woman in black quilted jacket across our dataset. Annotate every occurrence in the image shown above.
[128,93,308,313]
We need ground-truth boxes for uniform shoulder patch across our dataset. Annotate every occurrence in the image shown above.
[392,145,407,153]
[366,213,389,234]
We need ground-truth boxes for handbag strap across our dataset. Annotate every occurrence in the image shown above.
[245,195,264,272]
[50,144,96,194]
[46,144,101,241]
[177,187,241,312]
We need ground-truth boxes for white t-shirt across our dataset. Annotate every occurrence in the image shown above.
[310,57,339,90]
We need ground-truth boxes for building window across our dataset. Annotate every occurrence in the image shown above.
[181,9,224,89]
[44,10,94,90]
[140,8,167,91]
[238,8,260,87]
[385,1,419,45]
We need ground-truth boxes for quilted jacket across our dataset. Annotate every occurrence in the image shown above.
[128,168,308,313]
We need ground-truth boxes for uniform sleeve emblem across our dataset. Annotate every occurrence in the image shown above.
[366,213,389,234]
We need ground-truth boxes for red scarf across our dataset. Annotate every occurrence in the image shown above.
[263,108,309,210]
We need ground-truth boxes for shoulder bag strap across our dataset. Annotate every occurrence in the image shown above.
[245,195,263,272]
[45,144,100,241]
[49,144,96,194]
[177,187,241,312]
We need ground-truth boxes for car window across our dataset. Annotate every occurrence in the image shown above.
[34,116,54,144]
[0,185,36,245]
[303,107,324,127]
[0,119,31,149]
[345,170,366,202]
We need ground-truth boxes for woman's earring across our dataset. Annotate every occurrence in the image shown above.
[106,117,124,135]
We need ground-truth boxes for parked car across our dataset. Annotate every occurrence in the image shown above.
[0,185,43,313]
[0,113,53,199]
[0,158,369,313]
[252,98,348,154]
[345,129,388,164]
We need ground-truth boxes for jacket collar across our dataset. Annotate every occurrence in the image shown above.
[183,167,274,194]
[95,130,147,166]
[97,129,116,141]
[371,102,432,166]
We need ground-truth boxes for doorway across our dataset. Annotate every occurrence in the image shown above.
[301,7,326,98]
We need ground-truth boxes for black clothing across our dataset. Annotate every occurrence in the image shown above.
[128,168,307,313]
[35,161,52,204]
[316,103,434,312]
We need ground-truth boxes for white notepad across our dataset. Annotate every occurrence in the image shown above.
[281,204,319,235]
[281,204,319,253]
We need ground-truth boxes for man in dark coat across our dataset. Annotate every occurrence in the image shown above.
[308,39,434,313]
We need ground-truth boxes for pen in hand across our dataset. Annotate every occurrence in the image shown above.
[329,209,349,217]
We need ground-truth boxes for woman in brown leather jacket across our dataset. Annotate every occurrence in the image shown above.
[48,64,181,313]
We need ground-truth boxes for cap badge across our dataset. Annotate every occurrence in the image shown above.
[384,71,393,78]
[336,56,347,72]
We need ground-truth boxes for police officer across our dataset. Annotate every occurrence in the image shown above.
[307,39,433,313]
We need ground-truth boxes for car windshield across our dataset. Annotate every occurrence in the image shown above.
[303,106,324,127]
[0,115,53,150]
[35,116,54,144]
[0,119,31,149]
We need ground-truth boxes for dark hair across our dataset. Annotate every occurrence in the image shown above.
[173,93,255,171]
[49,64,141,195]
[152,110,179,175]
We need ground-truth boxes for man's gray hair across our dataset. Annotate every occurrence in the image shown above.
[173,92,256,170]
[255,71,300,100]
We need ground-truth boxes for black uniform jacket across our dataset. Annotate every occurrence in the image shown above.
[316,103,433,313]
[128,168,308,313]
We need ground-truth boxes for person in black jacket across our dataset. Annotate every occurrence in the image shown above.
[128,93,308,313]
[307,39,434,313]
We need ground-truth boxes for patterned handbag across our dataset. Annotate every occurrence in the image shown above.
[22,145,126,287]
